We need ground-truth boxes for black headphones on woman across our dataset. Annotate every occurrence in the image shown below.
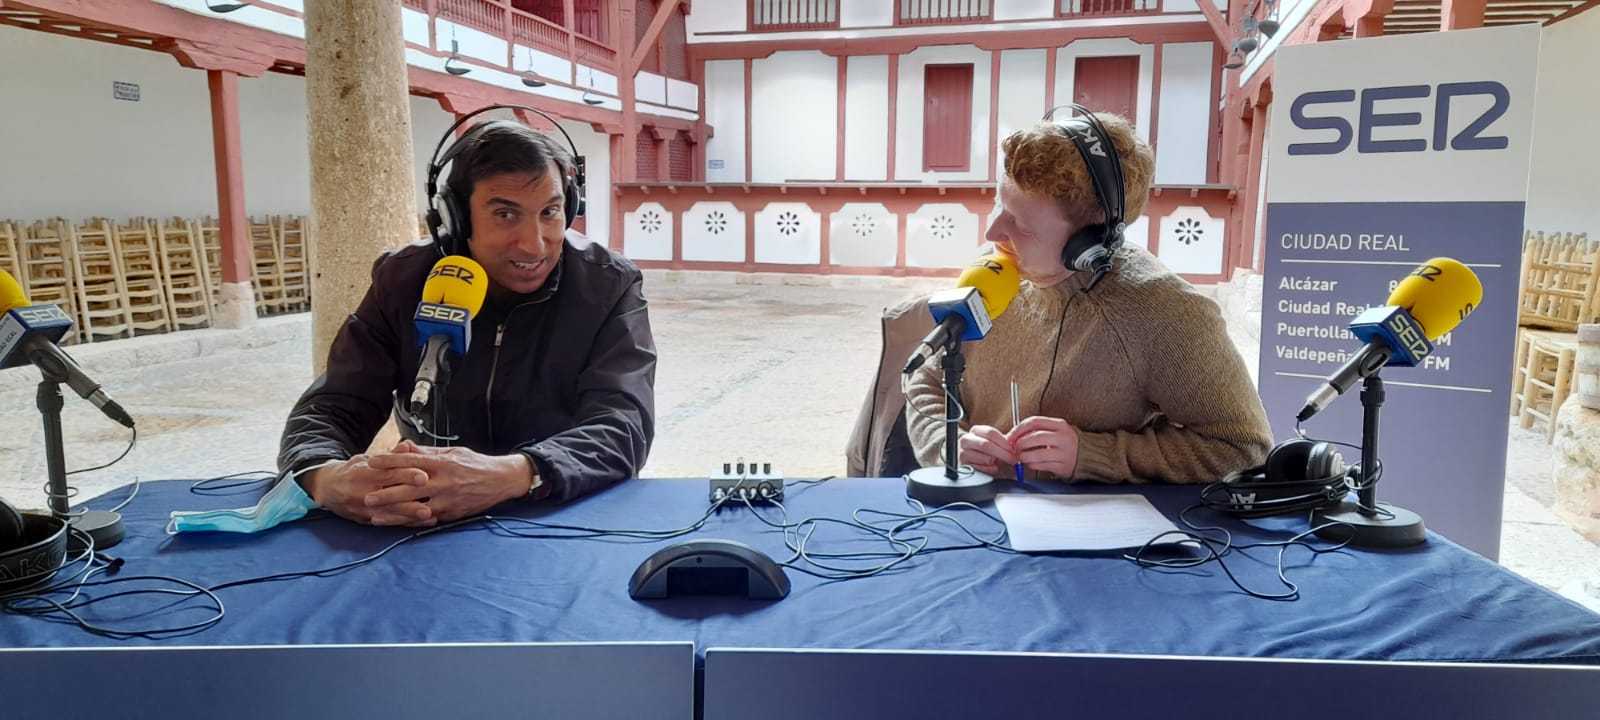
[1042,104,1126,291]
[425,104,587,257]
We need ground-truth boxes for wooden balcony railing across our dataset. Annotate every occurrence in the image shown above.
[748,0,841,31]
[411,0,618,69]
[1058,0,1163,18]
[895,0,992,26]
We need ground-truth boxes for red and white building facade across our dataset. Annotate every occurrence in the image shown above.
[0,0,1592,286]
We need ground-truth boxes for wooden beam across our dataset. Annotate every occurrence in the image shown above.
[1194,0,1233,48]
[1547,0,1600,25]
[628,0,683,77]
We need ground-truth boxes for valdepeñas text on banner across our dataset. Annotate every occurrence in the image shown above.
[1260,25,1541,560]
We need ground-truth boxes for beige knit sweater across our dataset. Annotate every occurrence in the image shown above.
[906,246,1273,484]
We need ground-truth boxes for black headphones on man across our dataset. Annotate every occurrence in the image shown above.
[425,104,588,257]
[1200,438,1350,518]
[1042,104,1126,291]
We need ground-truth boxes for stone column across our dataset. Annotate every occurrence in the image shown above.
[1555,325,1600,546]
[304,0,417,376]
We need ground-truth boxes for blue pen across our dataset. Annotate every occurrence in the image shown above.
[1010,380,1026,486]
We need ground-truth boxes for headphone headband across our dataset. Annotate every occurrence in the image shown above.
[1041,104,1127,291]
[1042,104,1126,236]
[425,104,587,256]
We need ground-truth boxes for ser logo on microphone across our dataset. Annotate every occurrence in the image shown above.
[13,305,71,327]
[1409,263,1443,282]
[428,264,477,284]
[1386,313,1432,361]
[416,302,469,323]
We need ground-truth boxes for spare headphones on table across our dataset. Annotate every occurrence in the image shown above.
[0,496,69,594]
[1201,438,1351,518]
[1041,104,1127,291]
[424,104,588,257]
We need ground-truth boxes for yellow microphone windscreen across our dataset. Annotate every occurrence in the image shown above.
[0,270,30,314]
[957,254,1021,320]
[1386,257,1483,340]
[422,256,489,317]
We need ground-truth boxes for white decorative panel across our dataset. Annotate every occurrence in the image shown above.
[1155,206,1223,275]
[754,202,821,264]
[906,203,982,269]
[830,203,896,267]
[1123,215,1150,251]
[682,202,746,262]
[624,202,673,261]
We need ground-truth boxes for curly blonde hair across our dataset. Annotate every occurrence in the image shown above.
[1001,113,1155,227]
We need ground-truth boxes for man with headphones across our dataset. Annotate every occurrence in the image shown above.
[278,107,657,528]
[905,108,1272,485]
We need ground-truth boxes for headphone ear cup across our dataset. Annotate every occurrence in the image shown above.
[1264,439,1316,483]
[1307,442,1344,482]
[1061,225,1109,271]
[433,179,470,256]
[564,178,582,229]
[0,498,23,552]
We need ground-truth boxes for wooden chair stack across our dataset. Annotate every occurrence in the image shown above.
[0,221,23,286]
[15,219,81,344]
[115,218,173,336]
[275,214,312,312]
[196,216,224,308]
[68,218,134,342]
[1512,230,1599,443]
[155,217,213,329]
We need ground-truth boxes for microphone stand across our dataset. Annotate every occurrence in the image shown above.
[1312,374,1426,548]
[38,372,124,550]
[905,333,996,506]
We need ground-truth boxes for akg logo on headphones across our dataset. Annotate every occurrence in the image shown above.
[1063,123,1108,158]
[1229,492,1257,511]
[429,264,477,284]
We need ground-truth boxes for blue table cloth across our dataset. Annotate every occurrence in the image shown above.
[4,476,1598,665]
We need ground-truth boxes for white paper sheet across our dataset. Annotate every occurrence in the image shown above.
[995,493,1185,552]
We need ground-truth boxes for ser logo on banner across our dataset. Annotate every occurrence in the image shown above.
[1288,81,1509,156]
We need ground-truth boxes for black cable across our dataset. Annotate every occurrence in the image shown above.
[739,495,1011,581]
[189,470,279,495]
[66,425,137,476]
[1122,505,1354,601]
[43,425,140,516]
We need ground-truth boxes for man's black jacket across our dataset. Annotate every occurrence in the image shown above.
[278,240,657,502]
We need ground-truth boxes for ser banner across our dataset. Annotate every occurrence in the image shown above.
[1260,25,1541,560]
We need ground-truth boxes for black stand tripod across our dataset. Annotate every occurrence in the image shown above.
[1312,374,1426,548]
[39,376,124,550]
[905,335,995,506]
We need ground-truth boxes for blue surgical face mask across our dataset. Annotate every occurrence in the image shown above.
[167,474,320,535]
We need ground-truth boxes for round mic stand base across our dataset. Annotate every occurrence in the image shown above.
[1312,501,1425,548]
[69,509,126,551]
[905,465,995,507]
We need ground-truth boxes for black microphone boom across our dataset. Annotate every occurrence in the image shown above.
[1297,339,1391,422]
[0,304,134,428]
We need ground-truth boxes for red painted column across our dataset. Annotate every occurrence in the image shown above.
[207,69,253,286]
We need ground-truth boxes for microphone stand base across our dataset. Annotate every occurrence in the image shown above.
[69,509,125,551]
[1312,501,1425,549]
[905,466,995,507]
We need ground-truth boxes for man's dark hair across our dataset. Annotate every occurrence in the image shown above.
[447,120,573,209]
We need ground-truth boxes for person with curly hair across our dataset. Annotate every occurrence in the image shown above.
[904,113,1272,485]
